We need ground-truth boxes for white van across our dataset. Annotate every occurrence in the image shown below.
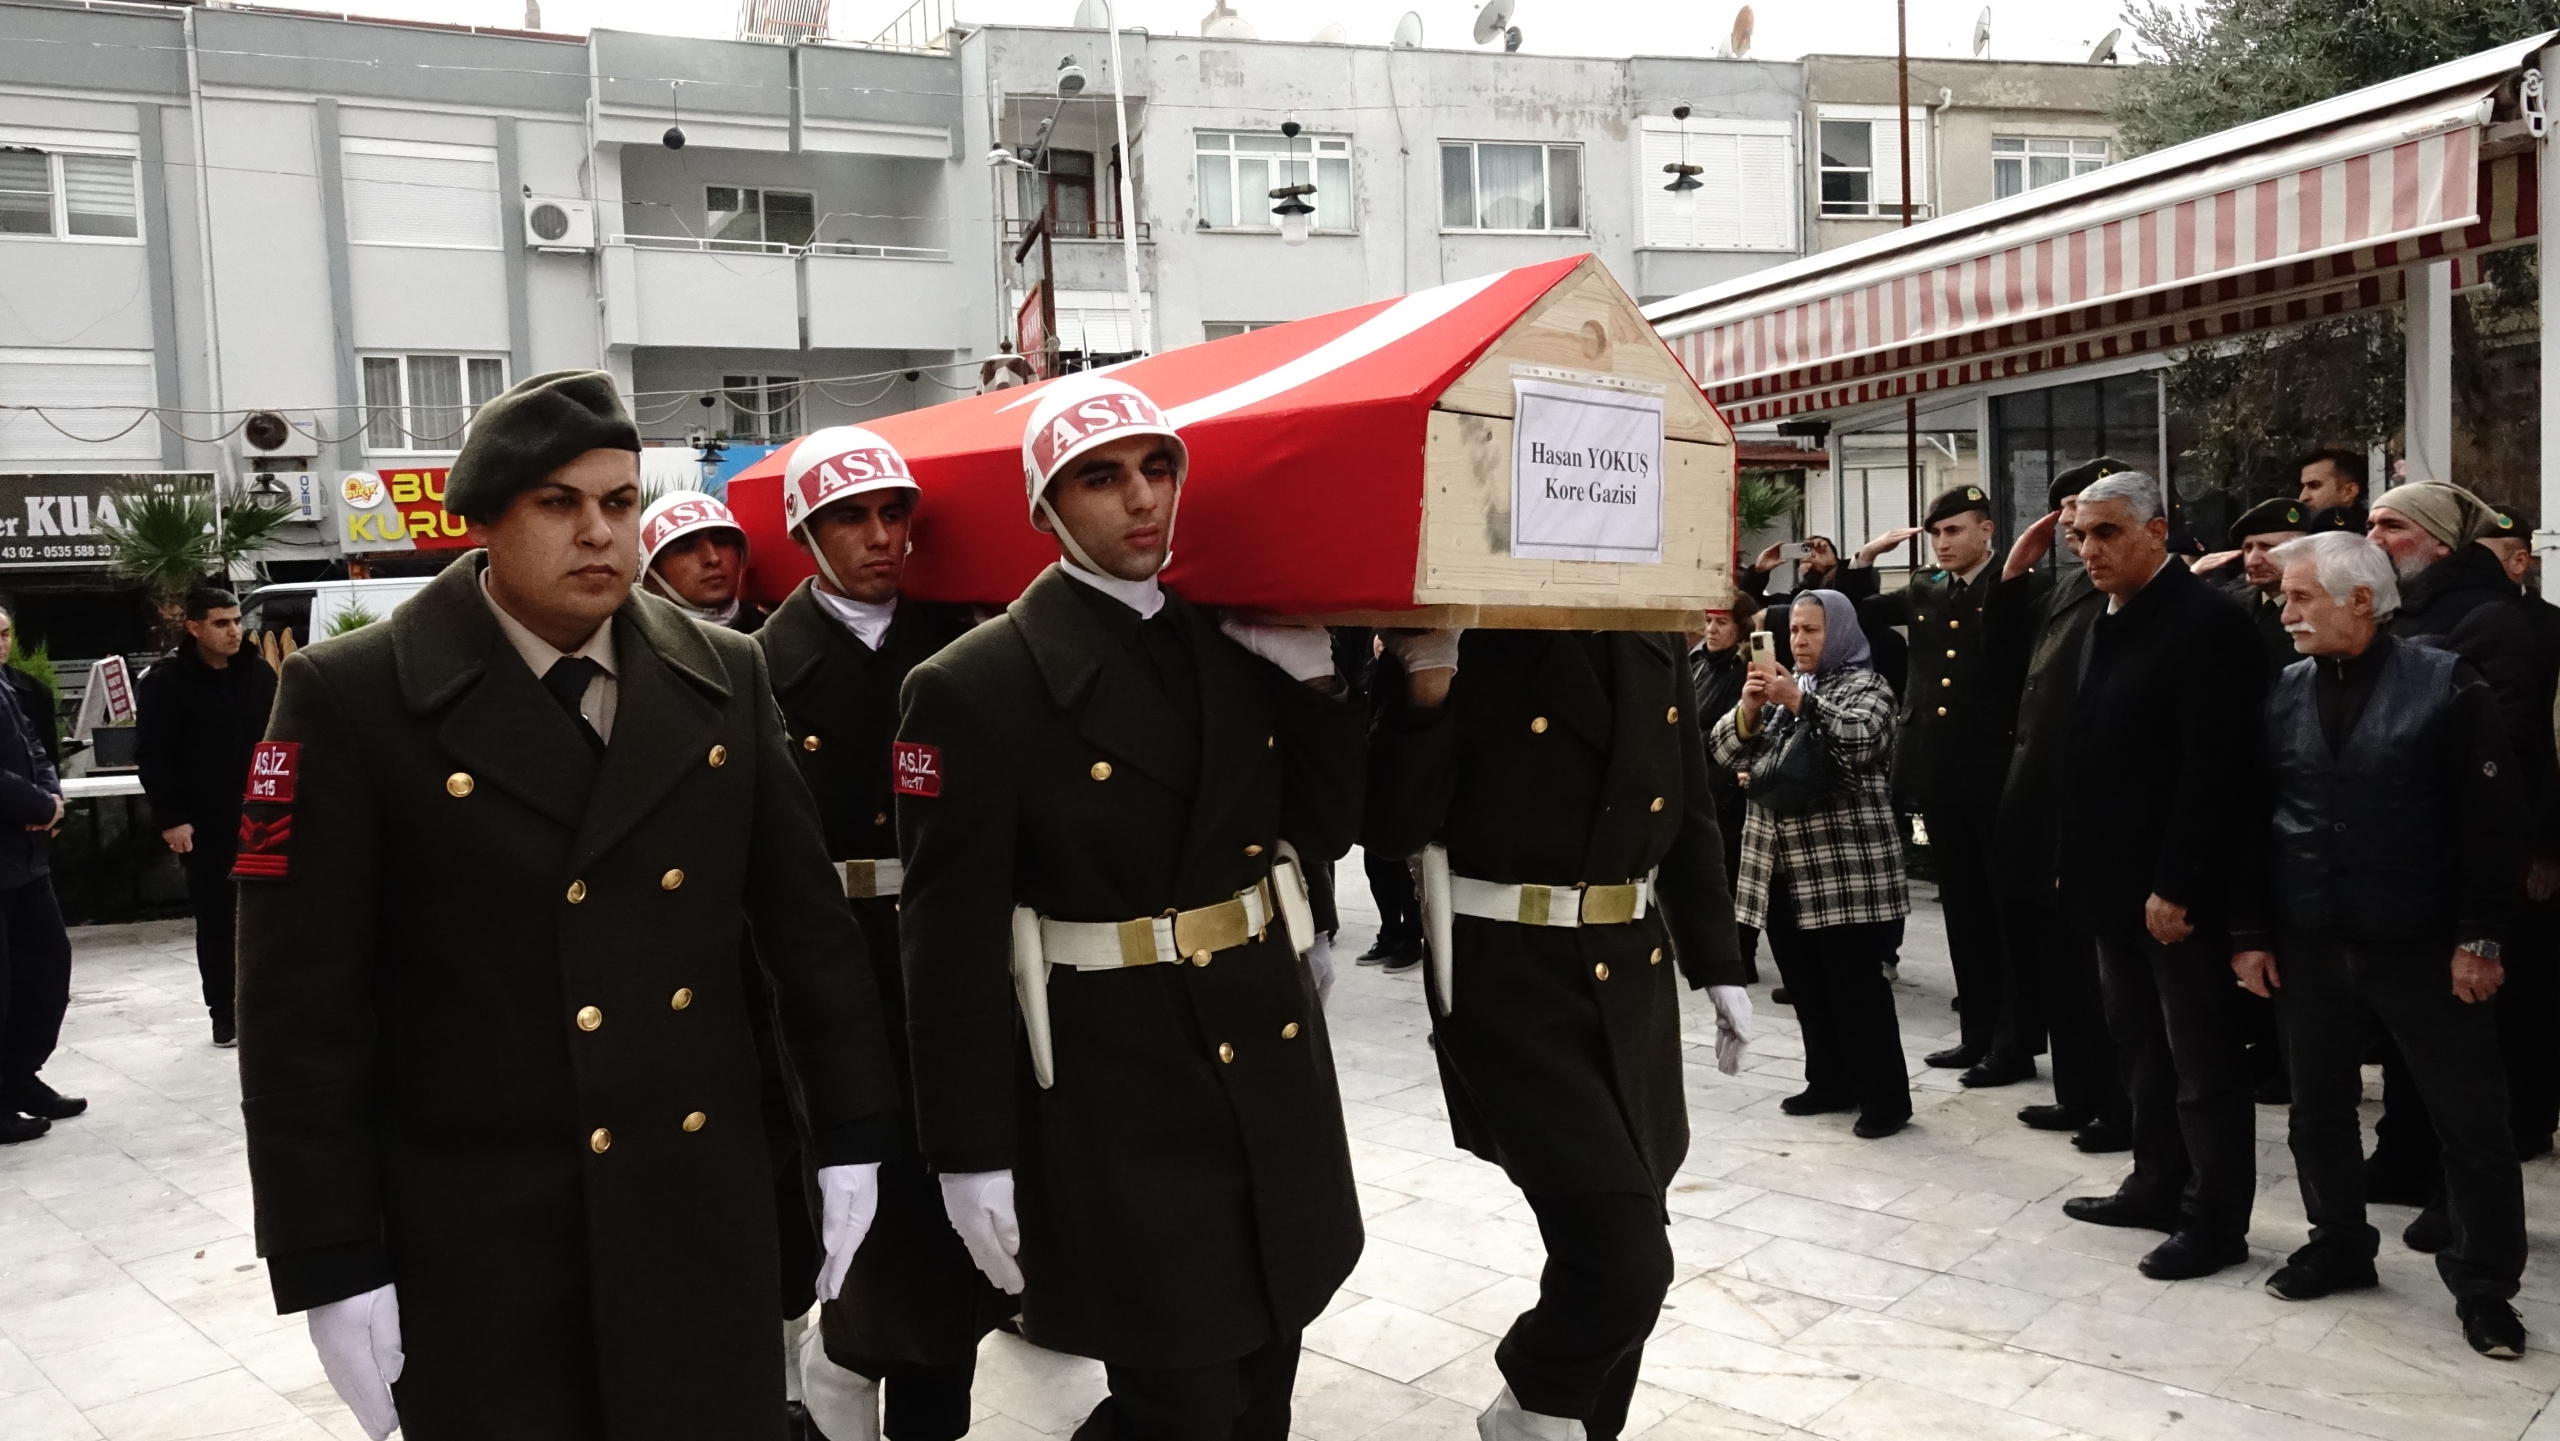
[240,577,436,651]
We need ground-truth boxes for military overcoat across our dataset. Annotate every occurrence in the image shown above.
[235,556,900,1441]
[756,579,1011,1366]
[1983,564,2105,892]
[894,565,1366,1369]
[1363,630,1744,1201]
[1840,563,2047,811]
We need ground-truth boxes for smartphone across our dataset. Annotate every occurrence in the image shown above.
[1779,541,1812,562]
[1748,631,1777,668]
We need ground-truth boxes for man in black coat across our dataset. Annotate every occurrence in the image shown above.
[0,643,71,1143]
[0,608,59,767]
[2296,446,2369,526]
[1839,485,2045,1085]
[2220,497,2310,669]
[2231,530,2529,1360]
[639,489,761,633]
[1365,620,1747,1441]
[2052,471,2267,1282]
[1740,537,1906,693]
[137,585,279,1047]
[237,371,903,1441]
[757,427,999,1441]
[2479,506,2560,1160]
[895,375,1364,1441]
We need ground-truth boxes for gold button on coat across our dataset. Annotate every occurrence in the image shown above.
[1244,844,1263,857]
[874,812,889,826]
[1090,761,1113,781]
[1266,735,1275,748]
[682,1111,706,1133]
[1940,676,1953,688]
[1594,962,1611,981]
[1937,706,1949,717]
[1191,950,1212,966]
[707,745,727,768]
[576,1005,602,1031]
[1282,1022,1300,1039]
[1649,797,1665,812]
[1946,649,1958,659]
[1530,716,1549,734]
[566,880,588,904]
[445,772,474,798]
[589,1128,611,1154]
[670,987,693,1010]
[802,735,821,752]
[1650,948,1664,965]
[1665,706,1679,723]
[1949,619,1961,630]
[660,869,684,891]
[1218,1042,1236,1063]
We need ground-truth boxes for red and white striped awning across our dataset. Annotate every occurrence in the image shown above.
[1650,38,2550,425]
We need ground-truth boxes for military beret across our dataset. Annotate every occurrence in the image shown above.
[443,370,642,521]
[2227,496,2308,547]
[2487,504,2532,535]
[2302,504,2368,535]
[1922,484,1992,529]
[2048,455,2131,512]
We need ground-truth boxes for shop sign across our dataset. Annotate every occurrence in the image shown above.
[338,467,473,553]
[0,472,214,568]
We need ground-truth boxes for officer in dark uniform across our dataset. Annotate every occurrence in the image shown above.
[1986,458,2130,1152]
[639,489,762,633]
[756,426,1002,1441]
[2222,497,2309,669]
[1364,619,1747,1441]
[236,371,903,1441]
[895,374,1365,1441]
[1839,485,2044,1086]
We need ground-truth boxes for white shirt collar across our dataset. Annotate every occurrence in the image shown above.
[1058,559,1166,620]
[481,567,617,678]
[814,586,899,651]
[2106,554,2172,614]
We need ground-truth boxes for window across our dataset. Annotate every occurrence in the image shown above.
[1814,108,1926,219]
[342,139,500,249]
[1195,131,1352,233]
[1019,150,1098,237]
[704,187,815,251]
[361,354,508,453]
[0,146,139,242]
[0,349,157,462]
[1993,136,2110,199]
[1639,117,1794,252]
[722,374,802,442]
[1440,142,1582,232]
[1202,321,1279,341]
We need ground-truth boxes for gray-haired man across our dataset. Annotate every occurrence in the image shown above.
[2232,531,2528,1359]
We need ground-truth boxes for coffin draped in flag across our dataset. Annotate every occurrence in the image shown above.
[730,254,1737,629]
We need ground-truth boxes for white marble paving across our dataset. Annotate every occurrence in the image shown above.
[6,852,2560,1439]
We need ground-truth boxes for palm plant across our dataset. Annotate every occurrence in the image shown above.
[96,479,296,642]
[1736,472,1801,537]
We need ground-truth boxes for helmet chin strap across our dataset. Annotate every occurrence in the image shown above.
[643,570,738,626]
[1037,485,1179,581]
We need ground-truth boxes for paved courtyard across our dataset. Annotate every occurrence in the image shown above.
[6,854,2560,1440]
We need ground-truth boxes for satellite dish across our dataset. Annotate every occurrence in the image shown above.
[2088,27,2119,64]
[1503,24,1521,51]
[1310,21,1347,42]
[1471,0,1515,47]
[1391,10,1423,47]
[1973,7,1991,57]
[1728,5,1753,59]
[1072,0,1107,28]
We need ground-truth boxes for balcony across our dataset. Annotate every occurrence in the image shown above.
[602,234,965,354]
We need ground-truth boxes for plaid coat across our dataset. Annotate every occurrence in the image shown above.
[1708,666,1908,930]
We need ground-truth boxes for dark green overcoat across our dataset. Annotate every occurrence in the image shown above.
[893,565,1365,1369]
[235,555,900,1441]
[1364,630,1743,1200]
[1840,563,2049,811]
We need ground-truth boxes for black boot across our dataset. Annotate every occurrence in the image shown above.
[7,1077,86,1121]
[2265,1237,2379,1301]
[0,1112,50,1144]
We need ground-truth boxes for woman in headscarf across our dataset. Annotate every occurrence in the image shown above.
[1709,589,1913,1137]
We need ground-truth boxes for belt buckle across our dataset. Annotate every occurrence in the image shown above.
[1117,913,1169,967]
[842,859,878,899]
[1517,884,1552,926]
[1175,897,1252,963]
[1582,883,1638,926]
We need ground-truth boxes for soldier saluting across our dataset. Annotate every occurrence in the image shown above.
[895,374,1365,1439]
[1364,624,1749,1441]
[756,427,1004,1441]
[236,371,902,1441]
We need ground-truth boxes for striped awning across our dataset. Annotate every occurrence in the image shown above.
[1651,55,2544,425]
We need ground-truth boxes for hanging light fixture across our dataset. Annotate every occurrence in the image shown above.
[1661,101,1702,219]
[1269,118,1316,245]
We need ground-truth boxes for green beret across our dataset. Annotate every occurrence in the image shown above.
[2488,504,2531,534]
[2048,455,2130,511]
[1922,484,1992,529]
[444,370,641,521]
[2302,504,2367,535]
[2226,495,2307,547]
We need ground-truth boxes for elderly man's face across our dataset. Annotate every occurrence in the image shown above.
[2299,459,2362,512]
[2069,497,2169,599]
[2279,557,2378,657]
[2366,506,2452,580]
[2241,531,2304,593]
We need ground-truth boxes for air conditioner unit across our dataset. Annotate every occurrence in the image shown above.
[524,195,597,251]
[241,410,319,461]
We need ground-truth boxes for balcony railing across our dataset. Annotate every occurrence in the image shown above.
[613,232,950,262]
[1002,217,1152,243]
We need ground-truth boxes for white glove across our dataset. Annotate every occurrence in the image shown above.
[938,1169,1024,1294]
[1383,627,1461,674]
[306,1283,402,1441]
[1218,616,1338,683]
[1308,932,1336,1007]
[815,1162,881,1302]
[1708,985,1753,1076]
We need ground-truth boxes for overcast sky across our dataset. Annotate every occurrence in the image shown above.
[339,0,2152,65]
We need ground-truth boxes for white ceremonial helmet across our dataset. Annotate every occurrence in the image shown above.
[1018,374,1188,577]
[637,490,746,576]
[781,424,921,592]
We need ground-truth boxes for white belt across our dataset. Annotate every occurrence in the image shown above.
[841,858,903,898]
[1448,874,1652,928]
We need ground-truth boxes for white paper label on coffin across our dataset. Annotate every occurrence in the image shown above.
[1508,378,1666,564]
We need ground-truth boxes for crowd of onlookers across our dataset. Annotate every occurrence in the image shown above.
[1679,449,2555,1361]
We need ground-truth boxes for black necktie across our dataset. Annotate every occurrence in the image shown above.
[541,656,607,754]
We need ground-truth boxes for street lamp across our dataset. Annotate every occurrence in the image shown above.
[1270,118,1315,246]
[1065,5,1150,355]
[1661,102,1702,221]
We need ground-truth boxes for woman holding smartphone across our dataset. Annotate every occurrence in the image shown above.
[1709,590,1914,1137]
